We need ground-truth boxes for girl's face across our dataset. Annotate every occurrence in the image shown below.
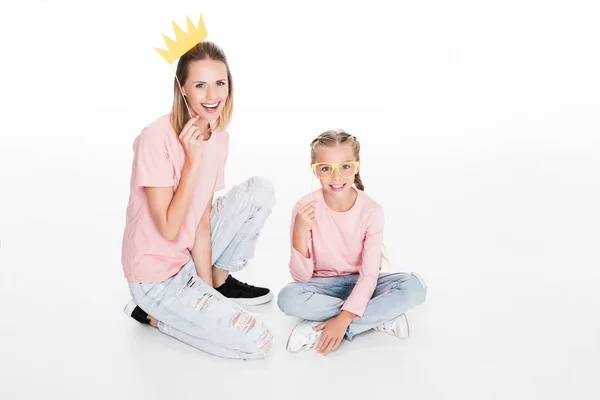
[182,59,229,123]
[313,143,359,197]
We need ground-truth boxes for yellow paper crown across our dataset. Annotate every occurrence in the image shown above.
[154,14,208,64]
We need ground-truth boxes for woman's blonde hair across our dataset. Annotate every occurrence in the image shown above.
[310,129,364,191]
[171,41,234,135]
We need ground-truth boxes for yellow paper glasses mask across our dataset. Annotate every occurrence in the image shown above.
[311,161,360,179]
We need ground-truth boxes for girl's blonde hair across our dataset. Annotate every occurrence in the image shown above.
[310,129,365,191]
[171,41,234,135]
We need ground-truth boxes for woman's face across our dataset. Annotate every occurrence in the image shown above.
[182,59,229,122]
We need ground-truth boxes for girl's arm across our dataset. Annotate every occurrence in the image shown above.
[191,194,214,286]
[341,207,385,318]
[289,201,316,282]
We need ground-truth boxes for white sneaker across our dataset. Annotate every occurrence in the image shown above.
[286,320,323,352]
[374,314,410,339]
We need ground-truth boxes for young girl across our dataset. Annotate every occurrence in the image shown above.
[277,130,427,355]
[121,41,275,359]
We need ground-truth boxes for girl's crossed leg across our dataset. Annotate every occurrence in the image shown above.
[277,272,427,350]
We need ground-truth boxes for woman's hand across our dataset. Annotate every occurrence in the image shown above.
[313,311,355,355]
[179,116,205,169]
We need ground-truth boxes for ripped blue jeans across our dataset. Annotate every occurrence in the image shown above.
[277,272,427,340]
[128,177,275,360]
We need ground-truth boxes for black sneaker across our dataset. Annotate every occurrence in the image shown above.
[215,276,273,305]
[123,300,151,324]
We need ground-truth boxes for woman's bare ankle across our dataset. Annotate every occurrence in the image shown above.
[147,316,158,328]
[212,266,229,288]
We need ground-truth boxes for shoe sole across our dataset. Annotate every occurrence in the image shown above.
[401,314,410,339]
[230,291,274,306]
[286,321,306,352]
[123,300,137,317]
[374,313,410,339]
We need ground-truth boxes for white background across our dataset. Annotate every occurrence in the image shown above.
[1,0,599,399]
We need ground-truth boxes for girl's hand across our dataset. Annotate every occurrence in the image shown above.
[293,201,316,235]
[179,116,204,169]
[313,311,355,355]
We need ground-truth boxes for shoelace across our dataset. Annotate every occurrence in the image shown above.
[229,277,255,290]
[304,331,320,350]
[379,321,397,335]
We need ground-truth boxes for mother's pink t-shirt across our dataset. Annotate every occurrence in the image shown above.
[121,114,229,283]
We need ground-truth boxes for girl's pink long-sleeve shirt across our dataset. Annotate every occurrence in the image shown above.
[289,188,384,318]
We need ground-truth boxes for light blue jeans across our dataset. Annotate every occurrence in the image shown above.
[277,272,427,340]
[128,177,275,360]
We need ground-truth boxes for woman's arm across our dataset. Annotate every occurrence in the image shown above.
[191,194,214,286]
[144,117,205,241]
[146,163,201,241]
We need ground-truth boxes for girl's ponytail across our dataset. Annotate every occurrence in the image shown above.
[354,171,364,191]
